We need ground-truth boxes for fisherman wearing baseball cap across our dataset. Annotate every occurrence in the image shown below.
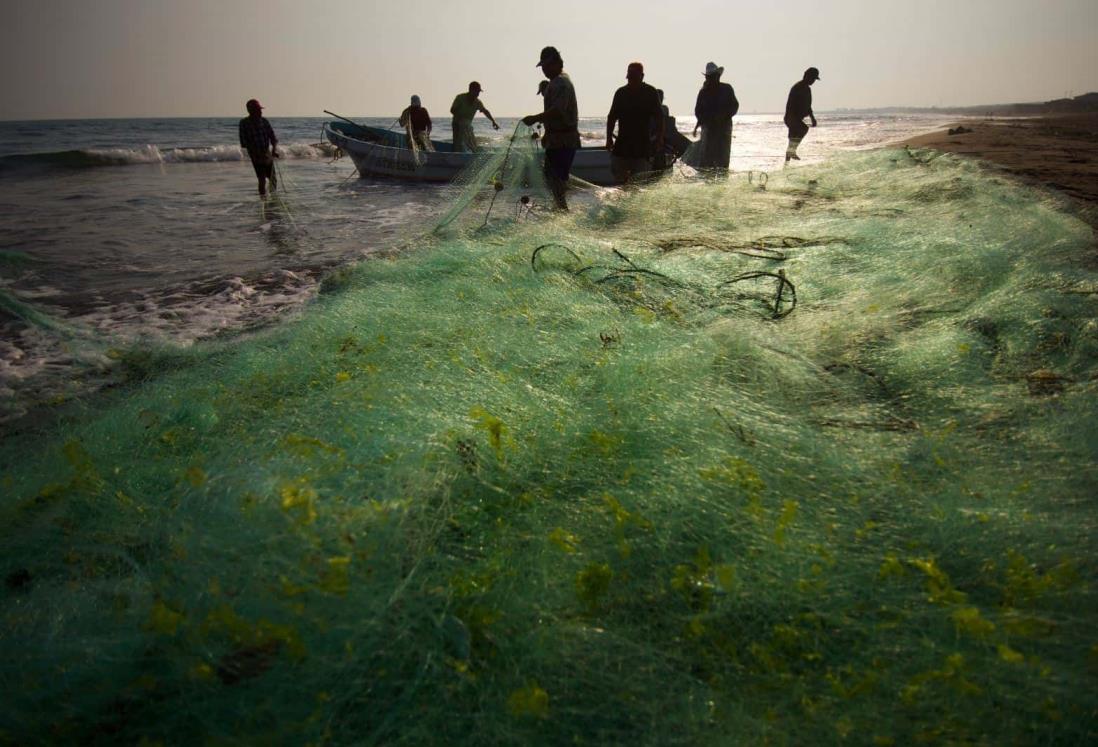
[784,67,821,164]
[238,98,280,196]
[522,46,581,209]
[689,61,739,175]
[450,81,500,153]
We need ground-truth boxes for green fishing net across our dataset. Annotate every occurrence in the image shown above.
[2,128,1096,744]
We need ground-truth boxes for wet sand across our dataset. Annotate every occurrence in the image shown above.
[900,113,1098,225]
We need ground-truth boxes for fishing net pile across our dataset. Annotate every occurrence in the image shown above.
[2,128,1097,744]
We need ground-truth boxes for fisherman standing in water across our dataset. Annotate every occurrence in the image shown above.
[399,95,434,151]
[690,62,738,175]
[238,99,279,196]
[450,82,499,153]
[785,67,820,163]
[523,46,580,209]
[605,61,664,184]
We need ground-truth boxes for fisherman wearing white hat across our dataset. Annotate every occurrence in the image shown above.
[399,95,434,151]
[689,61,739,174]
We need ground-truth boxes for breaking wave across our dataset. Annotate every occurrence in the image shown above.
[0,142,340,171]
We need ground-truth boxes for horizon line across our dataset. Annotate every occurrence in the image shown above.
[0,104,1060,125]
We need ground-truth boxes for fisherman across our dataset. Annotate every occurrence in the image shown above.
[450,82,499,153]
[652,89,687,170]
[605,62,664,184]
[238,99,279,196]
[522,46,580,209]
[784,67,820,163]
[399,95,434,151]
[690,62,739,174]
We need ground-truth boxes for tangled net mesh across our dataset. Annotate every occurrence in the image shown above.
[2,127,1097,744]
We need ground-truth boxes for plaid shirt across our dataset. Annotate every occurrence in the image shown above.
[238,116,278,158]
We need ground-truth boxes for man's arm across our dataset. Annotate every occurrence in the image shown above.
[450,96,461,117]
[693,91,705,136]
[265,119,279,156]
[524,81,566,127]
[239,121,247,150]
[478,102,500,130]
[728,87,739,119]
[606,89,620,150]
[808,89,816,127]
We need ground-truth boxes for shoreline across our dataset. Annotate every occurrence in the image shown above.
[897,112,1098,226]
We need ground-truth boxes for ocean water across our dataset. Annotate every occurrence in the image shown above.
[2,121,1096,744]
[0,112,955,422]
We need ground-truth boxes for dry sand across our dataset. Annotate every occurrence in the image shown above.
[901,113,1098,227]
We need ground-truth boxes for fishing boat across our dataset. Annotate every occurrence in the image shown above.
[323,121,621,185]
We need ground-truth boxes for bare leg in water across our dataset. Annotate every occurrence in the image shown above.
[785,138,803,163]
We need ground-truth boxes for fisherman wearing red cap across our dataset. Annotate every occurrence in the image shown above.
[238,99,279,196]
[605,61,664,184]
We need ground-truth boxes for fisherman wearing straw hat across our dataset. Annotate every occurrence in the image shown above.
[784,67,820,163]
[689,62,739,174]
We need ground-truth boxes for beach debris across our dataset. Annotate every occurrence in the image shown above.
[599,329,621,347]
[1025,369,1069,396]
[717,269,797,319]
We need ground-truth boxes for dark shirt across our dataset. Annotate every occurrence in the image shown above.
[400,106,432,133]
[785,81,813,124]
[608,82,662,158]
[238,116,277,159]
[694,82,739,127]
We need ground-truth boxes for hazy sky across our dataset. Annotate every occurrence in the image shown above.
[1,0,1095,120]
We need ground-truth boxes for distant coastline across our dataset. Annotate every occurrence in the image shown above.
[833,91,1098,117]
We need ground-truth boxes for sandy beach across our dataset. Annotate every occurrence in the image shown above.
[902,113,1098,226]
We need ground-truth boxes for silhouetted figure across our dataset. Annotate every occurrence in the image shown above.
[606,62,664,184]
[399,95,434,151]
[785,67,820,163]
[450,82,499,153]
[690,62,739,174]
[654,89,691,169]
[239,99,279,196]
[523,46,580,210]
